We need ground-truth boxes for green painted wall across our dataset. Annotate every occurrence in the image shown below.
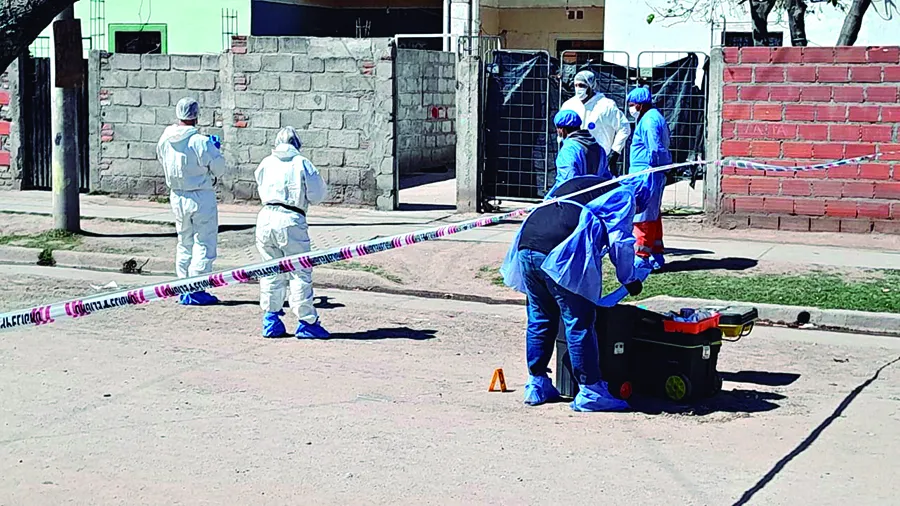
[32,0,250,56]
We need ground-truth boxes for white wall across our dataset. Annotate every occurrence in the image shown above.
[605,0,900,55]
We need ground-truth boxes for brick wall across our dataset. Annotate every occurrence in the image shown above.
[395,49,456,176]
[95,36,396,209]
[97,53,223,197]
[717,46,900,234]
[0,60,20,189]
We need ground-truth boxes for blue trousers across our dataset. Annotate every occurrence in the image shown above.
[518,249,601,386]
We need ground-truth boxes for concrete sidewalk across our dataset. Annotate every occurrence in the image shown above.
[2,190,899,271]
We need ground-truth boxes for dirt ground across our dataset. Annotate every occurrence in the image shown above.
[0,266,898,505]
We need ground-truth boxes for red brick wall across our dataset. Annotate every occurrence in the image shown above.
[0,69,12,181]
[718,46,900,234]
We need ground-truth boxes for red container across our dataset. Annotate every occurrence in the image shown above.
[662,314,721,334]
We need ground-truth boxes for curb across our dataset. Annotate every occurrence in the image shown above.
[638,296,900,338]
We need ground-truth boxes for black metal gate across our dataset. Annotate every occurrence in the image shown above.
[21,57,91,192]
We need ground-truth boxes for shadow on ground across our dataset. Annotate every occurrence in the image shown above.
[79,224,254,239]
[630,389,785,416]
[660,257,758,273]
[721,371,800,387]
[328,327,438,341]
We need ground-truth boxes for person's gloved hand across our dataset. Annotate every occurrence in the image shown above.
[608,150,620,169]
[209,135,221,149]
[625,280,643,296]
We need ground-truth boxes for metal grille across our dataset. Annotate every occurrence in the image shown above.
[30,36,92,58]
[558,50,632,176]
[222,9,239,52]
[21,58,91,192]
[90,0,106,52]
[482,50,552,203]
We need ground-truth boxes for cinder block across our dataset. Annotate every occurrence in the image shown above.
[109,53,141,70]
[294,56,325,73]
[252,111,281,129]
[263,92,294,110]
[141,89,170,107]
[329,96,359,112]
[295,93,327,110]
[261,54,294,72]
[324,58,358,73]
[201,54,221,71]
[187,72,217,91]
[311,149,344,167]
[142,125,165,142]
[128,71,157,89]
[101,105,128,123]
[312,74,344,92]
[280,74,311,92]
[100,71,127,88]
[111,89,141,106]
[141,55,171,70]
[281,111,312,129]
[113,124,141,141]
[328,130,360,149]
[102,142,128,159]
[129,142,158,160]
[278,37,309,54]
[312,111,342,129]
[231,127,268,146]
[248,73,280,91]
[235,92,264,109]
[158,72,187,89]
[249,37,279,53]
[298,129,327,148]
[234,55,262,72]
[200,91,220,108]
[171,55,202,71]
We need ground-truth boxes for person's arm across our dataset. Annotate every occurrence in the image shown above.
[196,136,226,178]
[644,115,670,168]
[301,158,328,205]
[596,191,638,287]
[610,106,631,156]
[554,145,579,188]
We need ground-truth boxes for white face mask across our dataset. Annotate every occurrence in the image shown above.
[575,87,589,100]
[629,106,640,119]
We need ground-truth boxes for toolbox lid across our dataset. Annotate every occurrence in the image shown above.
[701,305,759,326]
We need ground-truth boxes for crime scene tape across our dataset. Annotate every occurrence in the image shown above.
[0,153,883,332]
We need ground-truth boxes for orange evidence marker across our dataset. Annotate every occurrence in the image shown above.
[488,368,509,392]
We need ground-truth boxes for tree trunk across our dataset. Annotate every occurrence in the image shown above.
[837,0,872,46]
[750,0,778,46]
[0,0,77,71]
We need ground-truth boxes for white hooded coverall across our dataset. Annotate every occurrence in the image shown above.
[156,125,226,278]
[255,144,328,323]
[560,92,632,156]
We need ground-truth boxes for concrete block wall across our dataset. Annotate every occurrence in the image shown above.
[395,49,456,176]
[95,36,396,209]
[96,52,223,197]
[716,46,900,234]
[224,36,395,208]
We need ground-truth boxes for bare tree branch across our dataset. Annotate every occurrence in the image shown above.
[837,0,873,45]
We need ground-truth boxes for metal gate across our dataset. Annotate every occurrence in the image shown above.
[20,57,91,192]
[482,50,553,203]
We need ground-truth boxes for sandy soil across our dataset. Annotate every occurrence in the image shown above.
[0,268,898,505]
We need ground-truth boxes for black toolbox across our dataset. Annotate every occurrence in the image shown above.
[704,305,759,340]
[630,327,723,402]
[556,305,723,402]
[556,305,657,400]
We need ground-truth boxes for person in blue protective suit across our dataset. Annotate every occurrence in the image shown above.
[626,87,672,271]
[550,110,611,196]
[501,175,644,412]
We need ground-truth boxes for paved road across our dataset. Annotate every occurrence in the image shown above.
[0,266,897,505]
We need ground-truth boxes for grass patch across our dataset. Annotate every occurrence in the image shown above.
[329,261,403,284]
[149,195,170,204]
[477,265,507,287]
[0,229,82,251]
[477,264,900,313]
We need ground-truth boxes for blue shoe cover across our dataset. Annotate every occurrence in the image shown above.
[262,311,287,338]
[179,291,220,306]
[296,320,330,339]
[523,375,561,406]
[571,382,630,412]
[651,254,666,271]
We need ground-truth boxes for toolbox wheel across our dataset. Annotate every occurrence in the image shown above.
[665,374,692,402]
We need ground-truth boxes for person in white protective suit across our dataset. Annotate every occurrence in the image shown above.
[157,97,226,306]
[559,70,631,176]
[255,127,330,339]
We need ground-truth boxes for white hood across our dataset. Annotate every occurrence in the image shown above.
[271,144,301,161]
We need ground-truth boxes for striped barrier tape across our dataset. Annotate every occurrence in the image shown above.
[0,154,882,332]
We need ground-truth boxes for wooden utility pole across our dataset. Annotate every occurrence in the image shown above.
[50,5,81,232]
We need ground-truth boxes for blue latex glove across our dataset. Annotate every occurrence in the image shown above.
[209,135,221,149]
